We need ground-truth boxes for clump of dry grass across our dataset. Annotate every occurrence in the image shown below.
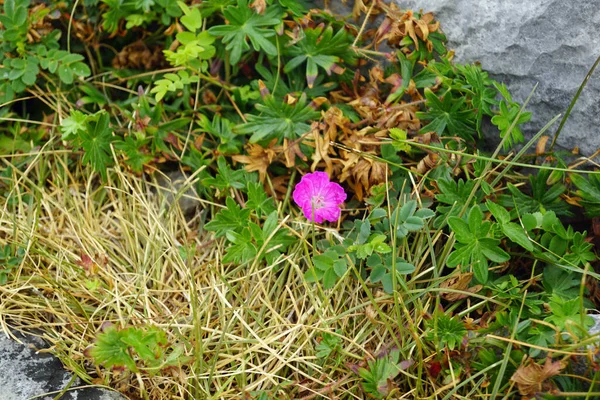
[0,150,420,399]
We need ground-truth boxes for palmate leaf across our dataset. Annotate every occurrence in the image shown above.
[236,94,320,143]
[60,110,88,140]
[205,197,251,237]
[90,326,137,372]
[486,201,534,252]
[255,64,333,100]
[416,88,477,141]
[570,172,600,217]
[101,0,133,33]
[447,205,510,283]
[284,26,356,88]
[491,82,531,150]
[208,0,282,64]
[197,114,242,155]
[115,136,152,172]
[454,63,498,134]
[73,111,115,180]
[497,168,572,217]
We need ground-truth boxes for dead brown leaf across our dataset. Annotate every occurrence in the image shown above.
[250,0,267,14]
[112,40,166,70]
[536,135,550,156]
[510,358,564,397]
[232,140,280,182]
[440,272,483,301]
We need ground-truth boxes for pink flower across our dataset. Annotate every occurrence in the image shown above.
[293,171,346,223]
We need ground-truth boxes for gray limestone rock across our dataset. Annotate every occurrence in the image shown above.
[323,0,600,155]
[0,332,125,400]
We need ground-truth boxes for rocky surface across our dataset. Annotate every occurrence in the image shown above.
[0,332,124,400]
[324,0,600,155]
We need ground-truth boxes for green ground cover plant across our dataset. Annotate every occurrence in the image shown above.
[1,0,600,399]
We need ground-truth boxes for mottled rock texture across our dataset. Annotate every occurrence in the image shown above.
[324,0,600,155]
[0,333,124,400]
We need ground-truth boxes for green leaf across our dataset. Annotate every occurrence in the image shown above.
[202,156,247,191]
[448,216,471,243]
[322,268,337,289]
[60,110,88,140]
[223,228,257,263]
[522,213,541,231]
[570,173,600,217]
[246,182,276,217]
[115,136,153,172]
[389,128,411,153]
[425,313,467,351]
[479,238,510,263]
[313,253,334,271]
[90,326,137,372]
[315,331,341,359]
[370,265,386,283]
[395,261,416,274]
[283,26,355,88]
[490,82,531,150]
[470,246,488,283]
[178,1,203,31]
[208,0,282,64]
[236,94,319,143]
[163,32,215,69]
[447,205,509,283]
[151,69,200,101]
[332,259,347,277]
[467,205,484,237]
[416,88,477,141]
[399,200,417,221]
[76,111,114,179]
[502,222,534,251]
[197,115,242,155]
[205,197,252,237]
[486,201,510,224]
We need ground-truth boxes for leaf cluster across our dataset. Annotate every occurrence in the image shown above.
[90,324,189,374]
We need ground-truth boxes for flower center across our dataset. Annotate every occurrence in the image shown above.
[311,194,326,210]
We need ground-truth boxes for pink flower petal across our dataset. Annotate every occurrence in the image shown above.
[293,171,346,223]
[293,181,312,209]
[316,205,341,222]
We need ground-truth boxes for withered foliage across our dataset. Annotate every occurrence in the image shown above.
[510,358,564,397]
[376,3,441,52]
[231,2,458,202]
[112,41,166,70]
[27,4,57,44]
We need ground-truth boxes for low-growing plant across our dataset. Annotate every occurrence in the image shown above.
[2,0,600,399]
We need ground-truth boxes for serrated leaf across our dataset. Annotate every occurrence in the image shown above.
[77,111,114,179]
[236,94,319,143]
[61,110,88,140]
[90,327,137,372]
[330,259,346,277]
[205,197,251,237]
[322,268,337,289]
[313,253,334,271]
[208,0,282,64]
[370,264,386,283]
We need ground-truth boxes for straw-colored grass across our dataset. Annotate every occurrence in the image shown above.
[2,102,599,399]
[0,150,435,399]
